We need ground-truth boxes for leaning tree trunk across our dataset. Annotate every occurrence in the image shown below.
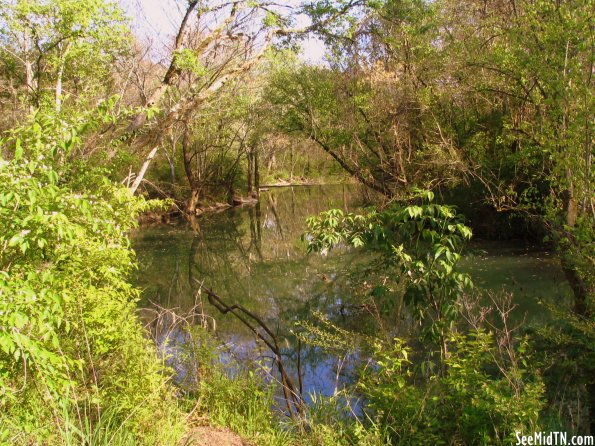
[560,171,590,315]
[129,147,159,195]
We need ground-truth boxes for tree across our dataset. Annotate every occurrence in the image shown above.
[434,0,594,312]
[119,0,372,210]
[0,0,130,115]
[270,0,593,311]
[266,0,465,196]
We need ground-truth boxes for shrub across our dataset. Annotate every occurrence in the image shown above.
[0,115,183,444]
[359,332,545,445]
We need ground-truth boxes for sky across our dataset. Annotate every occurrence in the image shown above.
[117,0,327,64]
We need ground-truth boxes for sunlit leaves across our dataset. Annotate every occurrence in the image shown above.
[173,48,207,76]
[263,10,279,28]
[0,0,130,112]
[359,331,544,444]
[0,114,169,440]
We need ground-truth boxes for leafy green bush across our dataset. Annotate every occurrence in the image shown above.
[305,189,473,348]
[0,115,183,444]
[303,191,546,444]
[359,332,544,446]
[529,305,595,433]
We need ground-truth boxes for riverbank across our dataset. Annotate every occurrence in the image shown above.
[260,177,353,188]
[137,180,359,225]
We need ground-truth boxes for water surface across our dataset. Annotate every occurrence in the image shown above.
[132,185,573,400]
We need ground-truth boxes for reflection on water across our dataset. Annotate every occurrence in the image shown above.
[133,185,371,401]
[131,185,573,400]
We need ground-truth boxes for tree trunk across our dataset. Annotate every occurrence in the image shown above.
[562,266,588,315]
[561,169,590,316]
[55,43,71,113]
[289,146,294,180]
[169,155,176,183]
[187,188,201,214]
[164,145,176,184]
[311,136,389,195]
[55,63,64,113]
[254,149,260,198]
[182,126,201,214]
[247,150,253,195]
[23,32,37,112]
[126,0,200,133]
[129,146,158,195]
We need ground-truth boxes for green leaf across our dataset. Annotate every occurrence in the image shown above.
[14,139,23,160]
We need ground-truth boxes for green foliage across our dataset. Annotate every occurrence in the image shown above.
[303,0,374,43]
[56,405,137,446]
[173,48,206,77]
[0,114,182,444]
[300,191,547,444]
[270,0,593,307]
[296,310,362,356]
[359,331,544,445]
[0,0,590,442]
[305,190,473,344]
[529,304,595,432]
[263,11,279,28]
[0,0,131,113]
[195,369,293,446]
[294,302,545,445]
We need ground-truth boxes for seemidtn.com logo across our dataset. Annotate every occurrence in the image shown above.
[515,432,594,446]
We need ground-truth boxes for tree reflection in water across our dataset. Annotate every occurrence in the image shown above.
[133,185,374,404]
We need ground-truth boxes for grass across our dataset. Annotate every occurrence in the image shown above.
[58,406,136,446]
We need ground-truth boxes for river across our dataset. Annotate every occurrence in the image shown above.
[131,184,573,402]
